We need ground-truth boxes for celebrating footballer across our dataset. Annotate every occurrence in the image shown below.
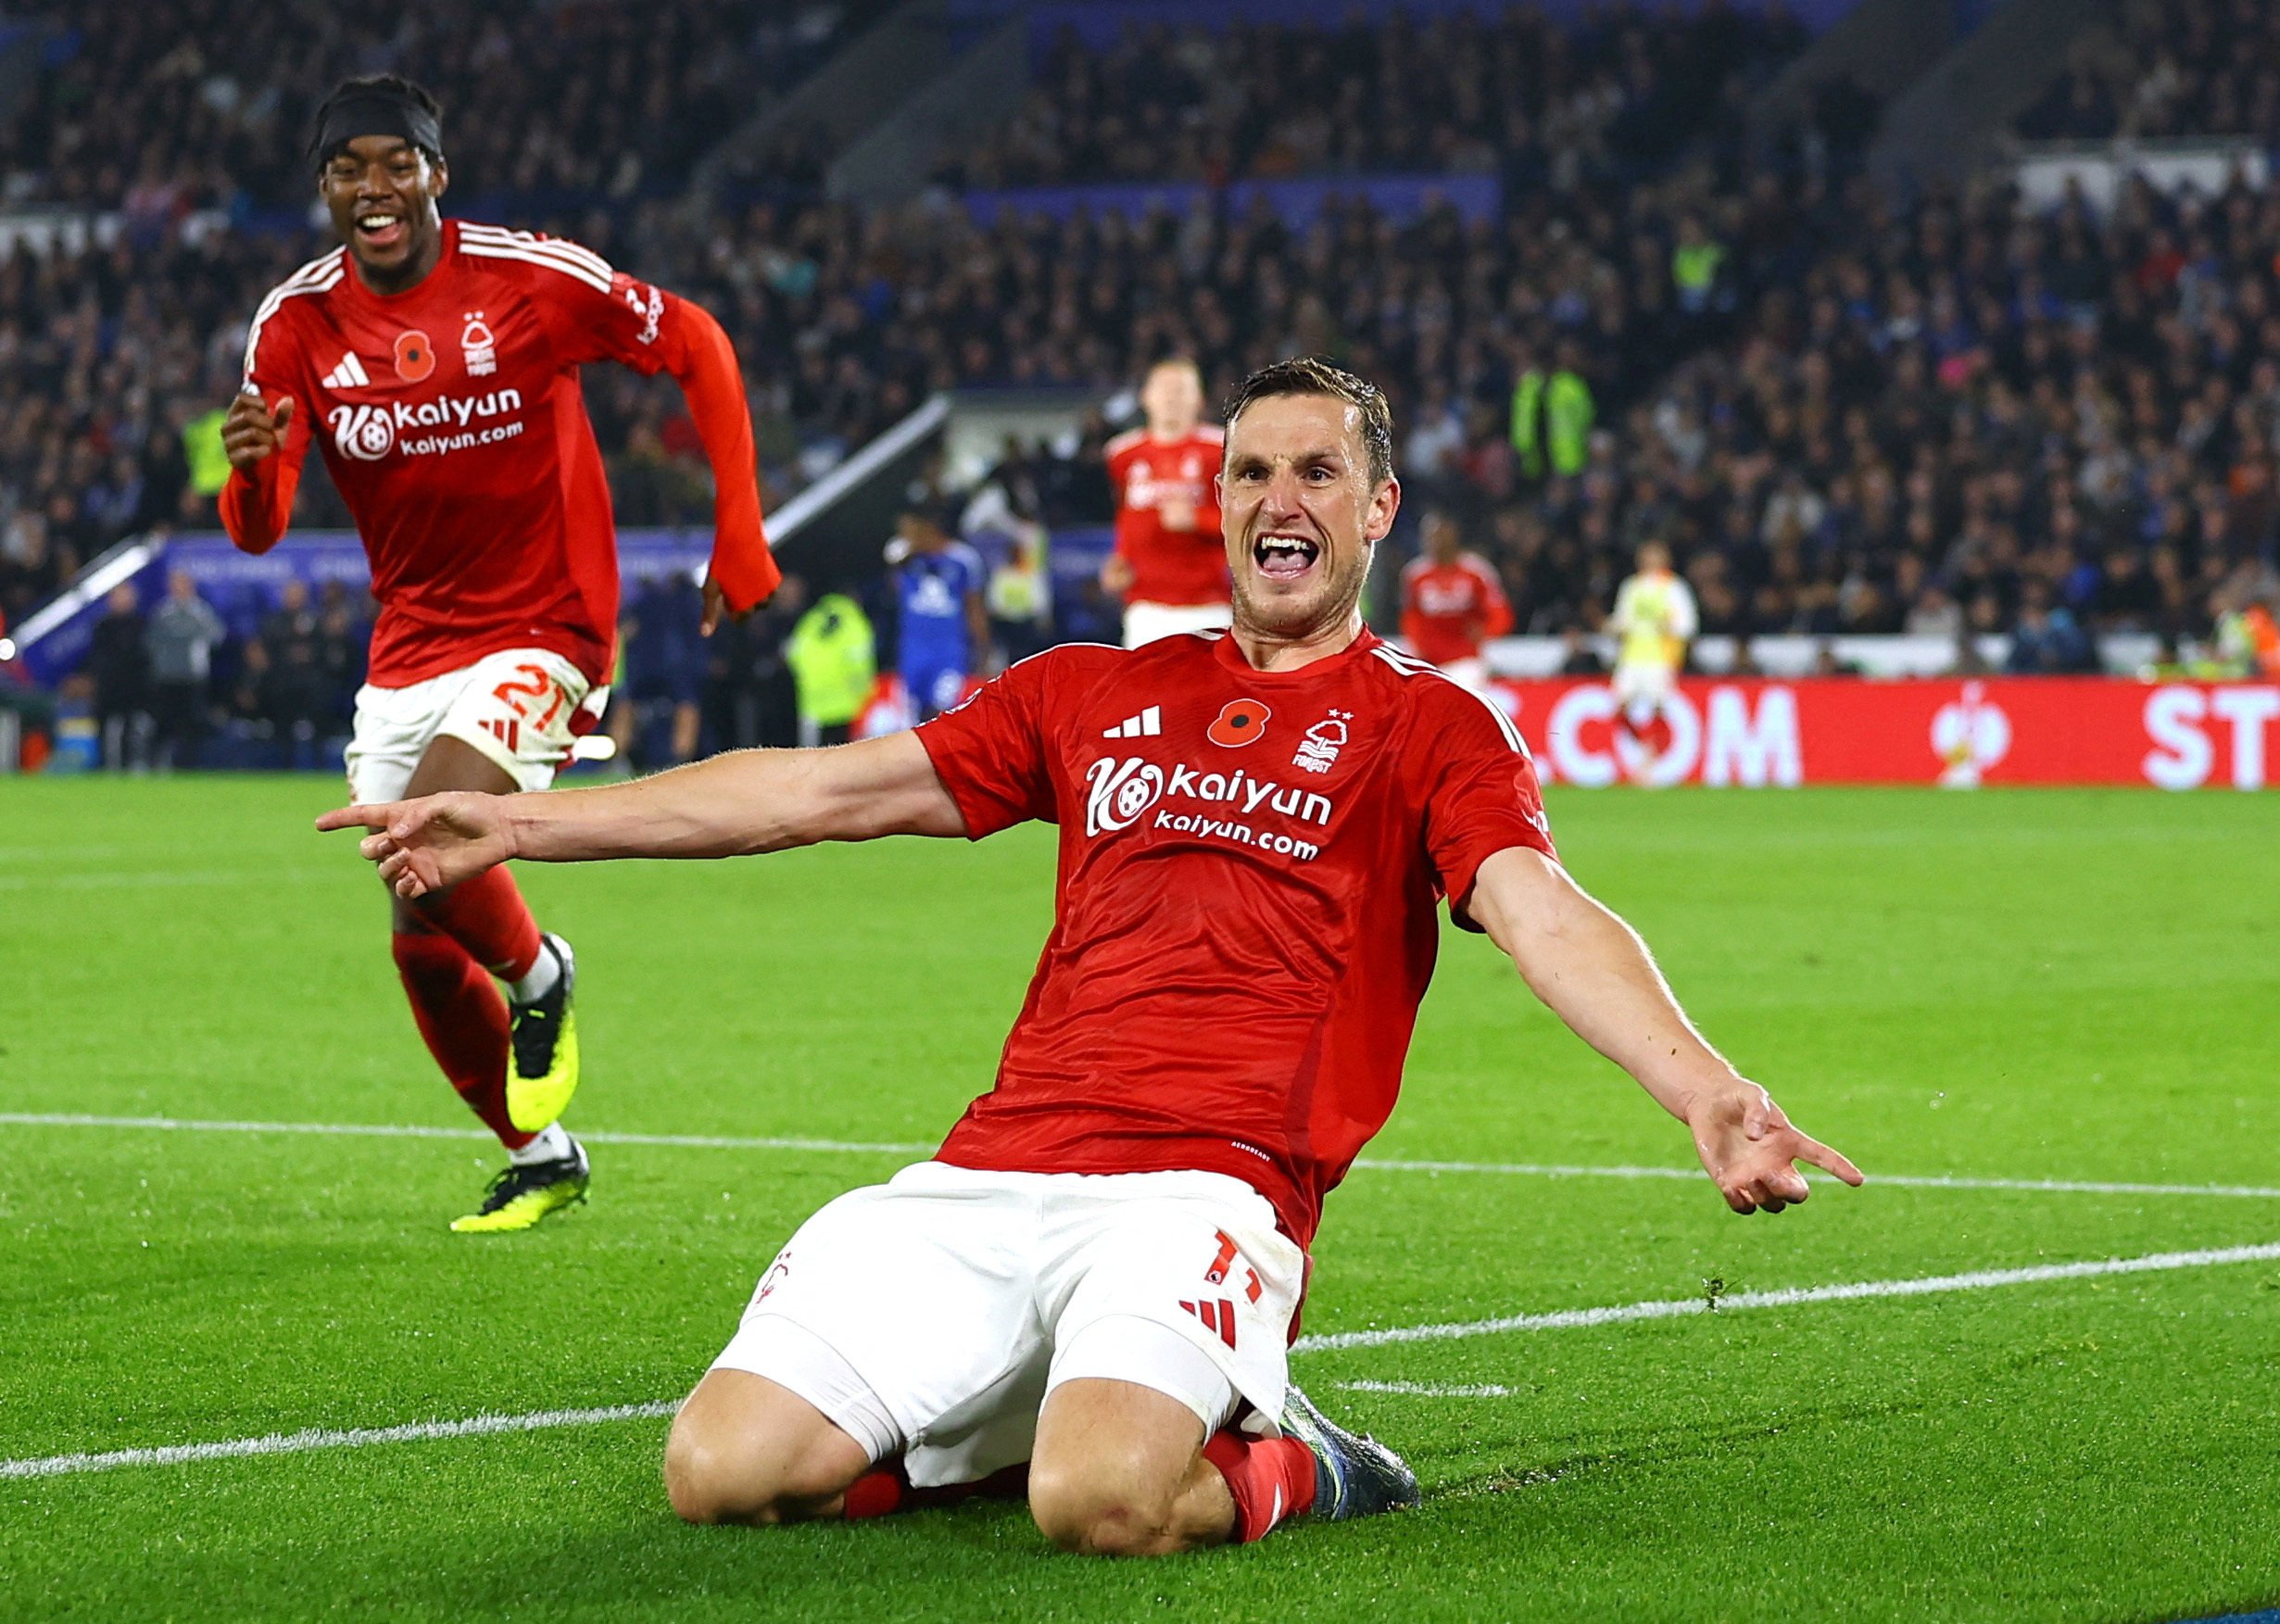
[321,358,1861,1555]
[223,77,780,1232]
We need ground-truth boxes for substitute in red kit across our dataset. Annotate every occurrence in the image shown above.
[220,75,782,1233]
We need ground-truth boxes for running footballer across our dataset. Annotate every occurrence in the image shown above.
[321,359,1861,1555]
[224,77,779,1231]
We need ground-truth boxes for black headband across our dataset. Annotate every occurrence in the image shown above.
[309,93,444,171]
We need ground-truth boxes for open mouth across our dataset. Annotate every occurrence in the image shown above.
[1253,534,1321,582]
[355,212,408,250]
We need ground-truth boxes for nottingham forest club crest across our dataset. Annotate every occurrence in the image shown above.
[460,312,498,376]
[1292,711,1352,774]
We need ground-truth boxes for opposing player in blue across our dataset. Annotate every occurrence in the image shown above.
[888,506,989,721]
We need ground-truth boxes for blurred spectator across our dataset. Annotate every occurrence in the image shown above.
[0,510,71,624]
[2005,583,2094,674]
[1510,341,1597,483]
[145,570,223,768]
[2213,586,2280,676]
[962,445,1055,663]
[1557,625,1607,674]
[1810,641,1861,677]
[86,580,149,769]
[984,526,1052,666]
[624,572,709,766]
[255,579,343,768]
[784,583,877,746]
[699,576,808,753]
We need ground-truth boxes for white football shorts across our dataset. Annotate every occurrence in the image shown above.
[1122,599,1233,649]
[1612,659,1678,711]
[712,1161,1307,1488]
[346,647,597,805]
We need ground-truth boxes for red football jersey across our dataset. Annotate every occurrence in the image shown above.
[1106,426,1228,608]
[1400,552,1514,667]
[916,628,1556,1247]
[227,220,773,688]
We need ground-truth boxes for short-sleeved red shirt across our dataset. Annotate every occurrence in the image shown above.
[1106,425,1228,608]
[1401,551,1514,666]
[916,627,1555,1247]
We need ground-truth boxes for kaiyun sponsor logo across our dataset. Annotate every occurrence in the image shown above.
[327,387,525,461]
[1084,754,1335,844]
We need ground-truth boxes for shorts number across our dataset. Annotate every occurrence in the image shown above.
[492,663,567,730]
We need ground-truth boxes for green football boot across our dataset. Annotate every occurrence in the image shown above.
[506,933,578,1133]
[450,1136,590,1234]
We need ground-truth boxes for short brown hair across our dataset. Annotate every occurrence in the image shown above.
[1223,358,1394,487]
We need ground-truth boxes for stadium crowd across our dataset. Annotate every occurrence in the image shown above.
[938,2,1808,191]
[5,0,2279,752]
[1485,167,2280,659]
[0,0,873,212]
[2015,0,2278,145]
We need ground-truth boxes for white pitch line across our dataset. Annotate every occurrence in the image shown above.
[0,1114,933,1157]
[1352,1155,2280,1202]
[0,867,341,892]
[1339,1379,1515,1398]
[4,1114,2276,1202]
[0,1402,678,1482]
[1291,1240,2280,1353]
[6,1240,2274,1482]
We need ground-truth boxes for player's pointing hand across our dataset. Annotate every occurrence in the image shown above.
[316,792,517,899]
[1686,1080,1863,1215]
[222,390,296,473]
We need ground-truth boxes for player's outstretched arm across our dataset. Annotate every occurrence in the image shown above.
[316,732,966,898]
[1465,846,1863,1215]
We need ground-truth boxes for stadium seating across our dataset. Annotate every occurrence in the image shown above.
[0,1,877,211]
[1490,170,2280,648]
[2014,0,2279,143]
[6,0,2279,747]
[938,4,1808,189]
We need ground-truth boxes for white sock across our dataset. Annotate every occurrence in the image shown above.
[507,938,563,1004]
[510,1121,573,1165]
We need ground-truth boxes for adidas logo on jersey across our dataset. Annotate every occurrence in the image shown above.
[321,352,371,389]
[1102,705,1162,738]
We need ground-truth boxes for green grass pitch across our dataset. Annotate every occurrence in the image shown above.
[3,776,2277,1622]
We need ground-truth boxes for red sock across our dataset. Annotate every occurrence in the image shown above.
[417,864,543,981]
[392,929,531,1150]
[842,1460,1028,1519]
[1645,715,1673,755]
[1203,1430,1316,1542]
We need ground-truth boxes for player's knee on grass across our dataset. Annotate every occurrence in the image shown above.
[663,1372,869,1527]
[1028,1378,1225,1558]
[1028,1465,1188,1557]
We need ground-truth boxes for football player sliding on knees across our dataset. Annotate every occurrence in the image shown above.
[321,359,1860,1556]
[231,74,779,1235]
